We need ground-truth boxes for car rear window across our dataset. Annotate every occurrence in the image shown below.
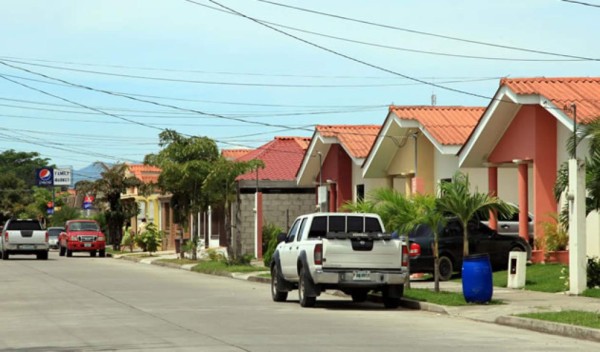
[308,215,383,238]
[48,228,63,236]
[70,222,99,231]
[5,220,42,231]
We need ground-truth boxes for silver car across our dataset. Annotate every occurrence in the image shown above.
[47,227,64,249]
[478,204,534,246]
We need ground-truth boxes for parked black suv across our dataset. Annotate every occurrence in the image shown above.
[409,218,531,281]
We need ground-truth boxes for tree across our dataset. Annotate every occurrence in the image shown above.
[411,194,446,292]
[0,150,51,223]
[202,156,263,260]
[92,162,141,249]
[437,172,513,257]
[0,173,32,223]
[0,149,51,187]
[144,130,220,259]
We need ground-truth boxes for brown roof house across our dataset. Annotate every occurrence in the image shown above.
[225,136,315,258]
[296,125,382,212]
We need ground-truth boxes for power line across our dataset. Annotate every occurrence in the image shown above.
[253,0,599,61]
[3,58,461,88]
[562,0,600,8]
[200,0,494,102]
[190,1,585,63]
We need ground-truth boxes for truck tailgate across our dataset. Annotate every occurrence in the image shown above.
[6,230,46,244]
[321,238,402,269]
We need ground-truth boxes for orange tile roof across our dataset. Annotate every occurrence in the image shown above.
[236,137,311,181]
[501,77,600,124]
[390,106,485,145]
[221,148,253,160]
[315,125,380,158]
[128,164,161,184]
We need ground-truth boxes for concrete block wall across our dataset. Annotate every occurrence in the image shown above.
[234,192,315,257]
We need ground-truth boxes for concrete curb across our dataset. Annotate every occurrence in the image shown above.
[496,316,600,343]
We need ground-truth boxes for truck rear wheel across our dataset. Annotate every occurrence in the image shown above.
[90,251,97,257]
[298,267,316,308]
[37,251,48,260]
[438,255,454,281]
[271,265,288,302]
[2,251,8,260]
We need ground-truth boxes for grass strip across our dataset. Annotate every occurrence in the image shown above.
[517,310,600,329]
[582,288,600,298]
[405,288,502,306]
[191,261,269,275]
[492,263,568,293]
[156,258,200,265]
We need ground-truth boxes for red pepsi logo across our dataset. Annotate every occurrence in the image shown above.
[39,169,52,181]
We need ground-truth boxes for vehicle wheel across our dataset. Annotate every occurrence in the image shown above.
[510,245,524,252]
[66,249,73,257]
[298,267,316,308]
[383,296,401,309]
[37,251,48,260]
[271,265,288,302]
[59,245,65,256]
[99,250,106,258]
[438,255,454,281]
[2,251,8,260]
[90,251,97,257]
[351,289,369,303]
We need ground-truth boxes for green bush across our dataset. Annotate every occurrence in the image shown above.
[263,223,284,266]
[588,256,600,288]
[136,223,163,253]
[121,230,135,252]
[50,205,81,227]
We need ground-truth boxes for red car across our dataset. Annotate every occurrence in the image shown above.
[59,220,106,257]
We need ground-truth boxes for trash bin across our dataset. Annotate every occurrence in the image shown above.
[507,251,527,288]
[462,253,493,303]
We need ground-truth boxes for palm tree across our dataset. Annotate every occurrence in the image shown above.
[437,172,514,257]
[555,119,600,217]
[340,198,377,214]
[412,194,446,292]
[93,163,142,249]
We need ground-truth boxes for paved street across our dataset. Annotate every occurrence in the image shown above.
[0,251,597,351]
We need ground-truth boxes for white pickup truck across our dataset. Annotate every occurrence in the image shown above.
[1,219,49,260]
[270,212,409,308]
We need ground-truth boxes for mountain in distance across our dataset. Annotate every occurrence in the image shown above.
[72,162,113,185]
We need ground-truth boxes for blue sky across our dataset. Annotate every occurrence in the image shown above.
[0,0,598,171]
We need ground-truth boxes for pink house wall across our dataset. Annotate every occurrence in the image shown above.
[318,144,353,211]
[488,105,557,241]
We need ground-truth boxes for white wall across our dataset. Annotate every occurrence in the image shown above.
[352,162,388,201]
[587,211,600,257]
[433,153,458,182]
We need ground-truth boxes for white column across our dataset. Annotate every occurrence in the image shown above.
[254,193,258,259]
[569,159,587,295]
[208,206,212,248]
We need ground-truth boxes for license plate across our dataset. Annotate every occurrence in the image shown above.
[20,245,34,250]
[84,243,92,248]
[353,270,371,281]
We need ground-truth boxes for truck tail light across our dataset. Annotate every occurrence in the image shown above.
[45,231,49,243]
[4,232,8,243]
[314,243,323,265]
[401,245,409,267]
[409,243,421,257]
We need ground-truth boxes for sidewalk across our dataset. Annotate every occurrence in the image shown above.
[114,251,600,343]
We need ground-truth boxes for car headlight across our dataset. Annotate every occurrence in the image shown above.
[69,236,79,242]
[96,236,105,241]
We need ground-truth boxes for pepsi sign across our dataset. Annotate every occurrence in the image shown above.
[36,168,54,186]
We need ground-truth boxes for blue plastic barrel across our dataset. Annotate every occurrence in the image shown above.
[461,253,493,303]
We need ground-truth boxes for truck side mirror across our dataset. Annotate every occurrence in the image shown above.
[277,233,287,243]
